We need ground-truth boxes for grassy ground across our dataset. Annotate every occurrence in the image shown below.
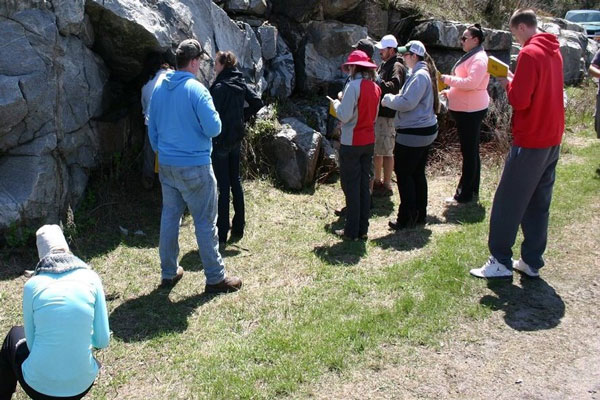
[1,86,599,399]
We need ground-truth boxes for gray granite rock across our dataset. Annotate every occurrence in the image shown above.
[298,20,367,92]
[268,117,323,190]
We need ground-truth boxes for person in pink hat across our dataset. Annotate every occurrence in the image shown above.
[329,50,382,240]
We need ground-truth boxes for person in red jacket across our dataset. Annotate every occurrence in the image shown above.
[470,8,565,280]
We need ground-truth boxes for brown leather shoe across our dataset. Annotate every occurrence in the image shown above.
[160,266,184,288]
[205,276,242,294]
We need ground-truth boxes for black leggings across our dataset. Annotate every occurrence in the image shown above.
[393,143,430,223]
[450,109,487,202]
[0,327,92,400]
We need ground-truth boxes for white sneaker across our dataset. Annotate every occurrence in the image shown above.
[470,257,513,280]
[513,259,540,278]
[444,196,458,205]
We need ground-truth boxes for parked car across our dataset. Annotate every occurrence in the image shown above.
[565,10,600,40]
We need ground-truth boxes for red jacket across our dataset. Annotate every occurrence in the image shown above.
[507,33,564,148]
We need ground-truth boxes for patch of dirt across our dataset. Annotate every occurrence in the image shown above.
[302,205,600,399]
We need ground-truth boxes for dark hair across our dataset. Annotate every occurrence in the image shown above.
[215,51,238,69]
[141,52,170,84]
[510,8,537,28]
[467,23,485,45]
[347,64,376,81]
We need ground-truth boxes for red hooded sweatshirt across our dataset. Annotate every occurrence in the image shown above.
[506,33,565,148]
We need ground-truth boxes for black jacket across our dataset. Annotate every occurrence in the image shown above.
[210,67,263,150]
[377,54,407,118]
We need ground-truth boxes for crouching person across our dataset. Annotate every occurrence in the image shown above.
[0,225,110,400]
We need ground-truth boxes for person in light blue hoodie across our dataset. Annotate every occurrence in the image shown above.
[0,225,109,400]
[148,39,242,293]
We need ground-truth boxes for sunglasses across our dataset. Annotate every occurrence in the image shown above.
[461,36,472,42]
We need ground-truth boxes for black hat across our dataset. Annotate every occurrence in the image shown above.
[352,38,374,59]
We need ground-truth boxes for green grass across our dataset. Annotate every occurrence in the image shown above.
[1,123,599,399]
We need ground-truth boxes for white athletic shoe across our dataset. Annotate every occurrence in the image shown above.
[513,259,540,278]
[470,257,513,280]
[444,196,459,205]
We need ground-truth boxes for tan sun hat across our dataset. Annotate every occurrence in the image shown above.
[36,224,69,260]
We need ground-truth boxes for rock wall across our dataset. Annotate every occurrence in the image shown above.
[0,0,595,231]
[0,6,107,230]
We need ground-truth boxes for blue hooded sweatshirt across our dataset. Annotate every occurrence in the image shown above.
[148,70,222,167]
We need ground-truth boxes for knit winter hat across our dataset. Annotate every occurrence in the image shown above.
[36,224,69,260]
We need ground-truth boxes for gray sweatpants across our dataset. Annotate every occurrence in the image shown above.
[488,145,561,270]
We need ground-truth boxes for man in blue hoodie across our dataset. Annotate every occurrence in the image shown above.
[148,39,242,293]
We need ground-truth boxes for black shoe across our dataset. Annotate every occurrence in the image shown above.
[388,217,416,231]
[229,230,243,243]
[334,207,347,217]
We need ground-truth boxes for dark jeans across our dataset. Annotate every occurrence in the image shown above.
[339,144,374,238]
[393,143,431,224]
[488,145,560,270]
[143,126,156,179]
[451,109,487,202]
[0,327,92,400]
[212,143,244,243]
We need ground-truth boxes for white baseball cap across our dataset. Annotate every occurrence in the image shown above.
[375,34,398,49]
[398,40,426,57]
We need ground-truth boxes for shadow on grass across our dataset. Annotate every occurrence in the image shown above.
[0,250,37,281]
[480,275,565,331]
[371,196,395,217]
[62,175,165,262]
[109,287,217,342]
[373,227,432,252]
[313,240,367,265]
[179,250,205,272]
[442,202,486,224]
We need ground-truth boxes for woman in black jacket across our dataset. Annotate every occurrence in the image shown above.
[211,51,263,246]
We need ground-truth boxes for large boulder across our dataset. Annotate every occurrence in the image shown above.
[538,18,594,85]
[53,0,85,35]
[86,0,264,87]
[0,8,107,230]
[270,0,321,23]
[264,35,296,99]
[268,117,323,190]
[322,0,363,19]
[224,0,269,16]
[411,20,512,51]
[541,17,586,34]
[0,0,49,17]
[297,20,367,93]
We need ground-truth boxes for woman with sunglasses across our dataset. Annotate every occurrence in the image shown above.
[382,41,439,230]
[441,24,490,204]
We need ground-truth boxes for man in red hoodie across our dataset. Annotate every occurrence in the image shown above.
[470,8,564,280]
